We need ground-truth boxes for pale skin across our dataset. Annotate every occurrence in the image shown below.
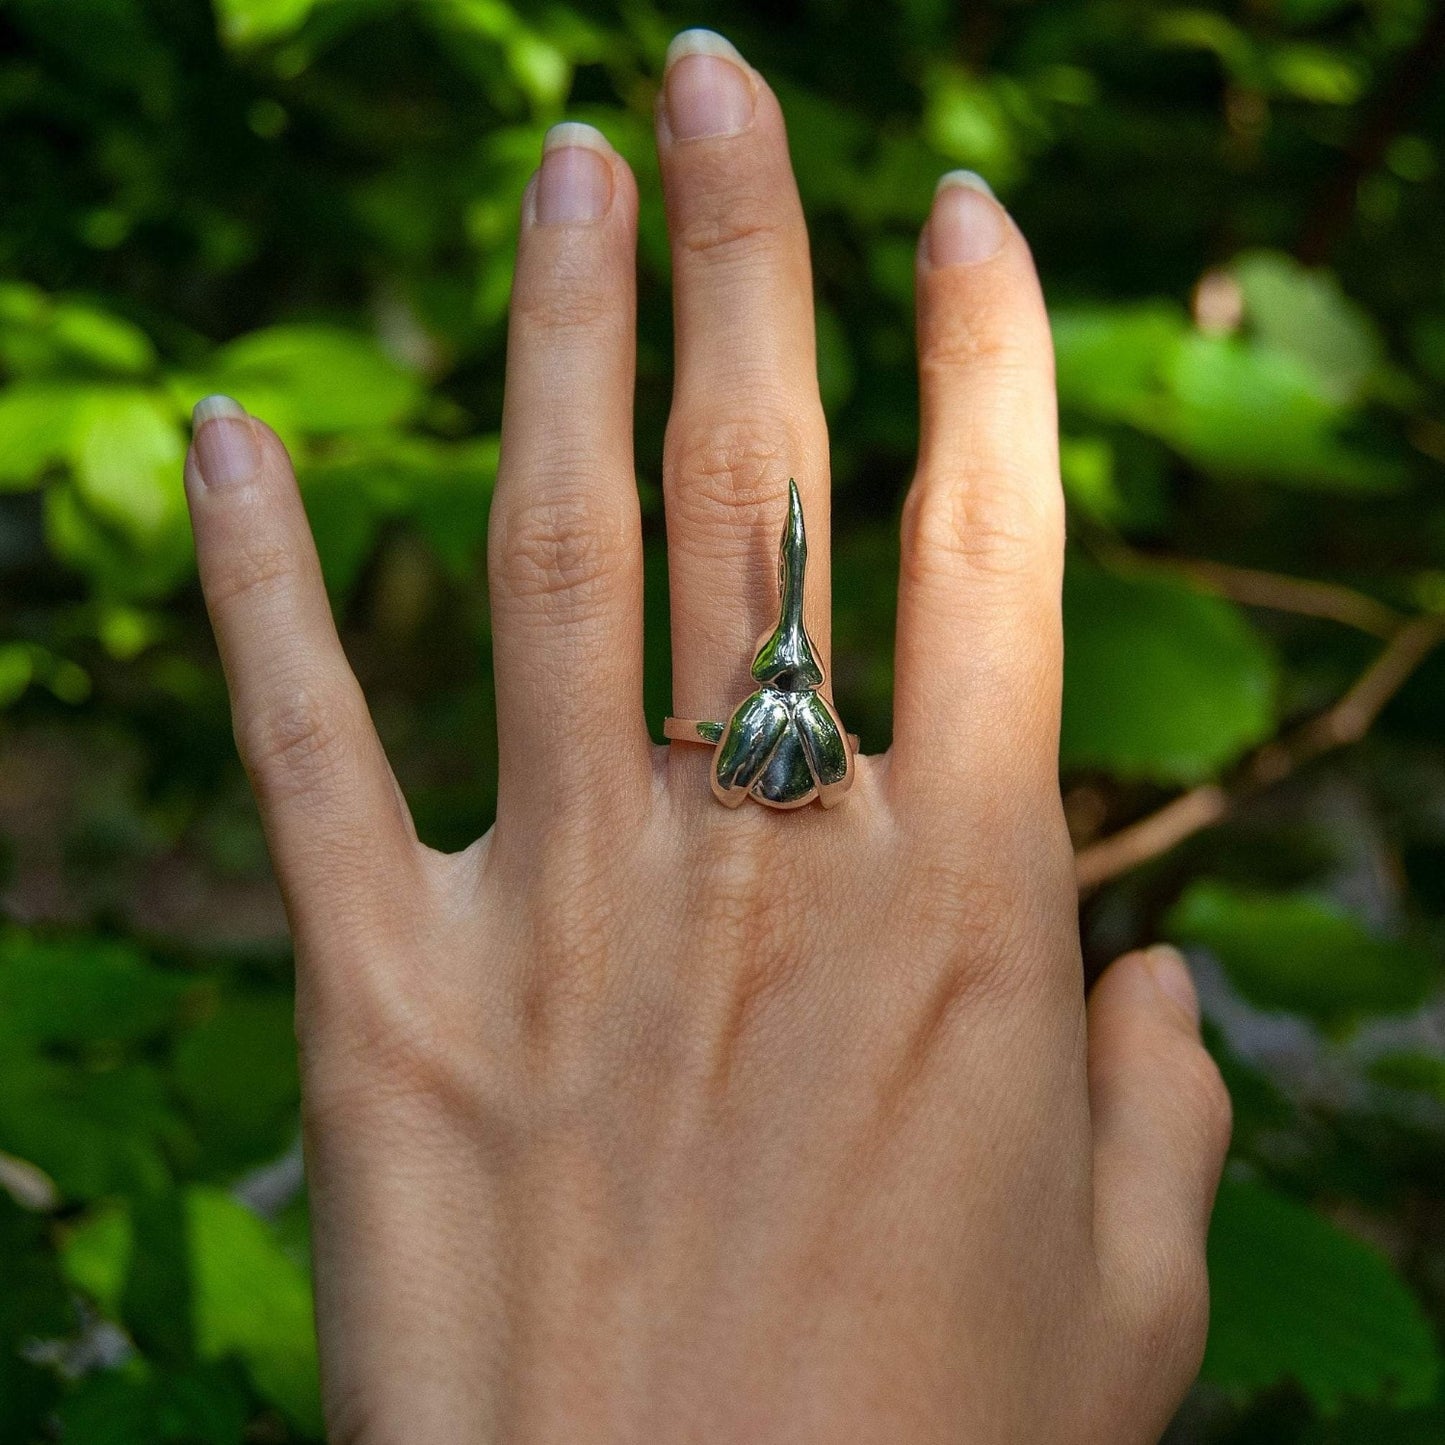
[182,28,1232,1445]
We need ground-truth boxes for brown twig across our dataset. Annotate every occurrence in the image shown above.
[1167,557,1403,639]
[1074,613,1445,892]
[1095,538,1405,638]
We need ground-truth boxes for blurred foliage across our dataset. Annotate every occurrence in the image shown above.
[1,0,1444,1439]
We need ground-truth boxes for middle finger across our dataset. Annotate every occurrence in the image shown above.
[657,30,832,734]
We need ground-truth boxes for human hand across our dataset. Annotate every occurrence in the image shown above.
[183,27,1230,1444]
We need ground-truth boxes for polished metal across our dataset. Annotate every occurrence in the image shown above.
[665,480,856,810]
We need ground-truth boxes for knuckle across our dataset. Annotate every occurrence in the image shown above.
[676,208,787,263]
[239,677,355,805]
[492,494,627,617]
[901,464,1060,581]
[665,416,804,543]
[512,276,616,335]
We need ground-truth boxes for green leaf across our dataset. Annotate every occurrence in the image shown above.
[1232,251,1383,405]
[0,383,81,488]
[924,66,1027,186]
[187,1187,321,1432]
[1058,435,1122,524]
[44,476,195,600]
[0,1195,69,1442]
[1167,882,1439,1023]
[205,324,420,434]
[407,436,498,578]
[0,1053,179,1200]
[48,300,157,376]
[298,433,497,595]
[0,930,196,1045]
[1205,1178,1440,1413]
[1367,1051,1445,1099]
[1267,43,1365,105]
[63,1200,132,1315]
[68,389,187,546]
[173,991,300,1178]
[0,644,34,709]
[213,0,341,45]
[1052,302,1399,490]
[1053,303,1187,425]
[0,287,155,378]
[64,1188,322,1431]
[1061,564,1276,784]
[55,1359,251,1445]
[1163,333,1396,490]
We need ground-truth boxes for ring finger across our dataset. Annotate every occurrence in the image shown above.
[657,30,832,737]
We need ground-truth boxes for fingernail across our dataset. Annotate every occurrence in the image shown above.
[664,29,754,141]
[534,123,613,225]
[926,172,1007,268]
[1146,945,1201,1027]
[191,395,260,489]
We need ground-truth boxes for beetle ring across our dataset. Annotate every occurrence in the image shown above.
[665,480,856,810]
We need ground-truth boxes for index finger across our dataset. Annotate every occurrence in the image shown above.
[185,399,422,938]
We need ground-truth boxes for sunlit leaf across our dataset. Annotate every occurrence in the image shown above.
[68,389,187,546]
[44,476,195,600]
[188,1188,321,1431]
[1053,303,1400,490]
[1268,43,1365,104]
[924,66,1026,186]
[1053,303,1184,426]
[213,0,338,45]
[48,301,157,376]
[64,1189,322,1431]
[0,286,154,377]
[1232,251,1384,405]
[1058,435,1122,523]
[1163,334,1398,490]
[1151,9,1258,83]
[0,383,81,488]
[205,324,420,434]
[62,1200,131,1315]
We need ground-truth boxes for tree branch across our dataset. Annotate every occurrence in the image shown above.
[1166,557,1403,638]
[1074,613,1445,892]
[1097,540,1404,637]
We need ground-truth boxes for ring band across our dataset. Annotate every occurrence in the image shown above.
[665,480,856,811]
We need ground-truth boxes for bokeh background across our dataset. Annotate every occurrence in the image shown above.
[3,0,1444,1439]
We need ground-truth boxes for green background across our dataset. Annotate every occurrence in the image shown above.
[3,0,1445,1439]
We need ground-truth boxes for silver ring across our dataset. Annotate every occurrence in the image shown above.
[665,480,856,810]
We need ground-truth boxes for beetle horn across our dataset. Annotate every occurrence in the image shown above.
[750,479,825,691]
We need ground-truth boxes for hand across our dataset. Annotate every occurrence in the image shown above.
[183,27,1231,1444]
